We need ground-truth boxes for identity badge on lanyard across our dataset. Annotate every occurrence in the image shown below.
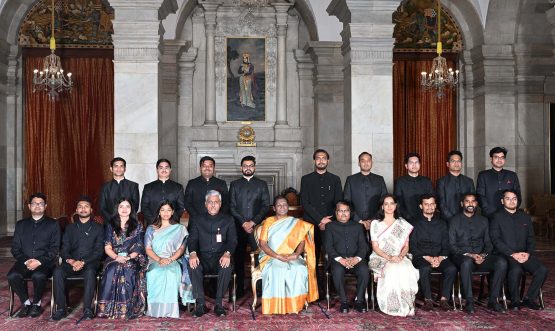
[216,227,222,243]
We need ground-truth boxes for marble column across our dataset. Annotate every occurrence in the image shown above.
[328,0,397,189]
[201,2,220,126]
[294,49,316,177]
[110,0,177,189]
[274,3,291,126]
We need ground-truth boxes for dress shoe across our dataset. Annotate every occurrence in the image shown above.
[522,299,541,310]
[422,299,434,311]
[16,304,31,318]
[29,304,43,318]
[354,301,367,313]
[82,308,95,320]
[464,302,475,314]
[509,301,522,311]
[487,301,507,313]
[51,309,67,321]
[339,301,349,313]
[439,299,451,311]
[214,304,226,317]
[193,303,208,318]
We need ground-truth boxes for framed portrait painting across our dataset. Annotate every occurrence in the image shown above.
[226,37,266,121]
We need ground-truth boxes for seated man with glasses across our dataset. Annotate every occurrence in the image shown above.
[8,193,61,318]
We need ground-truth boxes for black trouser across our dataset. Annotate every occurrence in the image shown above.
[505,255,548,303]
[7,262,53,305]
[188,253,233,305]
[330,260,369,303]
[413,256,457,300]
[53,263,98,311]
[452,254,507,303]
[234,226,258,294]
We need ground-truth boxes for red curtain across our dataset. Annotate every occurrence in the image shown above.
[23,48,114,218]
[393,52,457,186]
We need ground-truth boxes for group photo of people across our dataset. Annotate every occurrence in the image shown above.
[7,146,549,323]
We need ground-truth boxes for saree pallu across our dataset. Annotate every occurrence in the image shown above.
[97,223,148,319]
[369,218,419,317]
[145,224,191,318]
[258,216,318,314]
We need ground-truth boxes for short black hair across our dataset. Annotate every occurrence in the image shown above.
[404,152,421,164]
[313,149,330,160]
[419,193,437,205]
[199,156,215,167]
[156,158,171,168]
[273,195,288,206]
[76,195,93,206]
[110,157,126,168]
[28,192,47,204]
[358,152,372,161]
[241,155,256,166]
[501,189,519,200]
[489,147,508,158]
[460,192,478,203]
[447,150,463,162]
[335,199,352,211]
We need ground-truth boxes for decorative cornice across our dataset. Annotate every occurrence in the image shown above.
[114,47,160,61]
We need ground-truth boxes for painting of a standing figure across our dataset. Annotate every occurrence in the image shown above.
[227,37,265,121]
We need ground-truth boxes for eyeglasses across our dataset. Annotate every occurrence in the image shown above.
[30,202,45,207]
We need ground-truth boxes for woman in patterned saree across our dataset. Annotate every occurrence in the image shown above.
[144,200,193,318]
[257,195,319,314]
[369,194,419,316]
[97,198,147,319]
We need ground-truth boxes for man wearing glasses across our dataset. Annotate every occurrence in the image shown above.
[229,155,270,298]
[476,147,521,219]
[8,193,61,318]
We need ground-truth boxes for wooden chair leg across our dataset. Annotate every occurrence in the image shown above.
[325,271,330,311]
[9,286,14,317]
[232,273,236,312]
[94,275,100,315]
[251,278,258,310]
[50,277,55,317]
[539,288,545,309]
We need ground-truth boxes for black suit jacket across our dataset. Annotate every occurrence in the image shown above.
[140,179,186,224]
[394,175,434,222]
[476,168,521,217]
[410,215,450,258]
[11,216,61,268]
[98,178,140,222]
[229,176,270,225]
[60,220,104,269]
[448,213,492,255]
[490,209,535,257]
[300,171,343,225]
[188,212,237,256]
[343,172,387,222]
[184,176,229,220]
[436,173,475,221]
[325,220,368,260]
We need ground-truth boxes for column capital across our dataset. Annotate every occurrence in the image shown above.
[304,41,343,83]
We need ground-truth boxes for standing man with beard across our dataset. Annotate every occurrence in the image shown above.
[98,157,140,223]
[343,152,387,230]
[301,149,343,287]
[449,193,507,314]
[394,153,434,223]
[184,156,229,223]
[436,151,475,222]
[229,155,270,298]
[141,159,186,225]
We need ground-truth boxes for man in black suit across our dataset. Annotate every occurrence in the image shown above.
[229,155,270,298]
[436,150,475,222]
[343,152,387,230]
[490,189,548,310]
[325,200,369,313]
[188,190,237,317]
[8,193,61,318]
[98,157,140,222]
[51,196,104,321]
[184,156,229,222]
[141,158,186,225]
[476,147,521,218]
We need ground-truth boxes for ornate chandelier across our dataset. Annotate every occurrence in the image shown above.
[32,0,73,100]
[420,0,459,99]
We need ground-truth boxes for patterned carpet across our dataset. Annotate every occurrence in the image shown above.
[0,240,555,330]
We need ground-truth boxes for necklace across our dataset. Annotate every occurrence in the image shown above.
[77,221,93,236]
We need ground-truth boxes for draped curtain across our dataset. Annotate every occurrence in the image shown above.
[23,48,114,218]
[393,52,457,186]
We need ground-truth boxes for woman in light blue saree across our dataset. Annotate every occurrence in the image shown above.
[144,200,192,318]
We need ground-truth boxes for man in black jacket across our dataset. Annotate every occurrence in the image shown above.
[141,159,186,225]
[436,150,475,222]
[98,157,140,222]
[325,200,369,313]
[229,155,270,298]
[477,147,521,218]
[188,190,237,317]
[410,194,457,311]
[449,193,506,314]
[51,196,104,321]
[490,190,548,310]
[8,193,61,318]
[343,152,387,230]
[184,156,229,222]
[394,152,434,223]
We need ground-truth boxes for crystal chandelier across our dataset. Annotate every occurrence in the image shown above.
[420,0,459,99]
[32,0,73,100]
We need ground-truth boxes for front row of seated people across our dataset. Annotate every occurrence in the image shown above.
[8,189,548,320]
